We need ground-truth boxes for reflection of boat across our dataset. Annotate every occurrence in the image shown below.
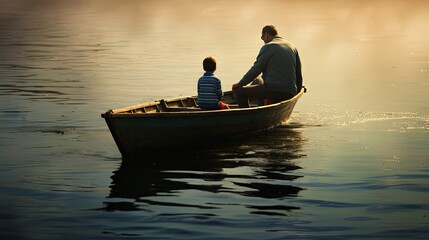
[101,88,306,160]
[101,128,305,215]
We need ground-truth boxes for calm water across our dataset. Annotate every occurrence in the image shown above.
[1,0,428,239]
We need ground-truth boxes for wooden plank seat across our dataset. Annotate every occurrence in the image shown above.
[160,99,202,112]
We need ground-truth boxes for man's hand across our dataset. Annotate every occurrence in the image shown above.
[232,83,241,91]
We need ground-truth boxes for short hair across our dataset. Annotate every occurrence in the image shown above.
[203,56,216,72]
[262,25,278,36]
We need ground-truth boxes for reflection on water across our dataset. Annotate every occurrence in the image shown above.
[0,0,428,239]
[1,0,428,113]
[103,127,305,217]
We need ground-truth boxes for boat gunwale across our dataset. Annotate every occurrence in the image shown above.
[102,88,305,118]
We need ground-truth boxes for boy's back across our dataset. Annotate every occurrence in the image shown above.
[197,72,223,109]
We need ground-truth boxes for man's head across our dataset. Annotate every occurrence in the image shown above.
[203,56,216,72]
[261,25,278,43]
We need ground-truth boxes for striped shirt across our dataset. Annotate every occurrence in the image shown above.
[197,72,223,109]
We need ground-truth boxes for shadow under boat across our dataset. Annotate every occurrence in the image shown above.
[100,126,307,215]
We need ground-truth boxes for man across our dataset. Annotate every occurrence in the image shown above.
[232,25,303,108]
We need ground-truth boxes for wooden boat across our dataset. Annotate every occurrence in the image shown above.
[102,87,306,160]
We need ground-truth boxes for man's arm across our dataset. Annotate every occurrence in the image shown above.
[238,45,270,87]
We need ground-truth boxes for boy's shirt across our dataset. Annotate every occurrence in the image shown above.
[197,72,223,109]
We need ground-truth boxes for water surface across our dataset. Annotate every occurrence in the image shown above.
[0,0,428,239]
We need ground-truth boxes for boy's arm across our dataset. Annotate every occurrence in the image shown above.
[216,79,223,99]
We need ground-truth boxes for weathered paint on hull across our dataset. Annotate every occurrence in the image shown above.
[103,88,304,160]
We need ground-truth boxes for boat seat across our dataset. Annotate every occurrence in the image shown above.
[165,107,202,112]
[160,99,202,112]
[227,104,260,108]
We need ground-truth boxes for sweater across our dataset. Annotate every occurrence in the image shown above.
[239,36,303,96]
[197,72,223,109]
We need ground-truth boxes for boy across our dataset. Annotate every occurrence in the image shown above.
[197,57,229,110]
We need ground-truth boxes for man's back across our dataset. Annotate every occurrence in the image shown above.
[262,36,299,96]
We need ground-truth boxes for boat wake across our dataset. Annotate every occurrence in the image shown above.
[291,110,427,132]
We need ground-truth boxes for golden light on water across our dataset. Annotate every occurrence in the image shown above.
[1,0,428,111]
[0,1,428,239]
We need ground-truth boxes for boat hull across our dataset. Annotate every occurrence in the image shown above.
[102,88,304,160]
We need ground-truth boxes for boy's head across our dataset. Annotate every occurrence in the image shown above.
[203,56,216,72]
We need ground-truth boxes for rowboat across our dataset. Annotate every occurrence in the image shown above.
[102,87,306,160]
